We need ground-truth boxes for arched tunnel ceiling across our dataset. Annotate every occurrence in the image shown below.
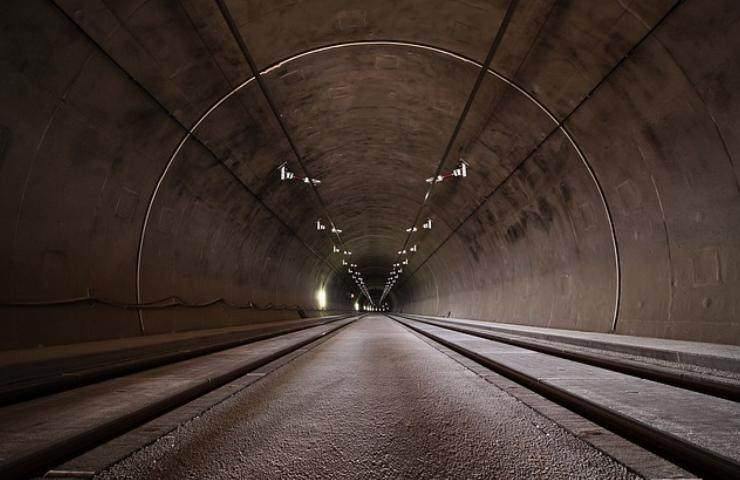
[181,0,671,291]
[83,0,668,284]
[2,0,739,346]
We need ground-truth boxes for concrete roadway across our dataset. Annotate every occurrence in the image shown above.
[100,316,638,479]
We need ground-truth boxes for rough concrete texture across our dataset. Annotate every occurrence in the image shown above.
[99,316,638,480]
[1,0,739,348]
[406,314,740,376]
[0,319,354,477]
[401,318,740,464]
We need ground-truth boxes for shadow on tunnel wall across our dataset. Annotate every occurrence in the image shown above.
[0,0,351,350]
[0,0,738,349]
[395,0,740,345]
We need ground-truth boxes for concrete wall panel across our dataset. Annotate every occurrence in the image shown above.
[2,0,739,349]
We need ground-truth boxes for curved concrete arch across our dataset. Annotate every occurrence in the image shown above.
[3,0,739,349]
[136,39,619,330]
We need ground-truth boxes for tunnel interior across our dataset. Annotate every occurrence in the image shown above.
[1,0,739,351]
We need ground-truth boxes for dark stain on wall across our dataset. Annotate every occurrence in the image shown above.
[0,125,10,171]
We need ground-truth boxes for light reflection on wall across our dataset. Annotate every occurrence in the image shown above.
[316,287,327,310]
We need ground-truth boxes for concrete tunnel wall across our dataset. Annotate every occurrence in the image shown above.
[397,0,740,344]
[0,0,739,350]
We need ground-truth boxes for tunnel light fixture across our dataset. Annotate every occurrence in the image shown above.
[423,218,432,230]
[397,249,407,255]
[342,259,348,266]
[278,162,322,185]
[452,159,468,178]
[425,160,468,184]
[405,226,417,233]
[402,259,409,265]
[425,174,444,184]
[351,263,357,268]
[343,250,352,256]
[410,244,417,252]
[278,162,295,181]
[333,245,340,253]
[316,219,326,231]
[331,226,343,234]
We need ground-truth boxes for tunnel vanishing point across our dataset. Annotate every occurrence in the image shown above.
[1,1,740,479]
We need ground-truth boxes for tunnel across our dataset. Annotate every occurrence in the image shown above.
[1,1,739,479]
